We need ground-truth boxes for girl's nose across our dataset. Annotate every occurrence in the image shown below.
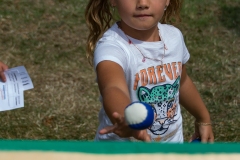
[136,0,149,9]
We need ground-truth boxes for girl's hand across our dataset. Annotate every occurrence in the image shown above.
[190,121,214,143]
[99,112,151,142]
[0,62,8,82]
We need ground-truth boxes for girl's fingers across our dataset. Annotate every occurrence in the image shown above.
[200,136,208,143]
[201,136,213,143]
[99,112,124,135]
[208,136,214,143]
[0,62,8,82]
[112,112,124,124]
[0,62,8,70]
[99,124,117,134]
[0,72,6,82]
[143,133,151,142]
[204,133,214,143]
[189,133,199,142]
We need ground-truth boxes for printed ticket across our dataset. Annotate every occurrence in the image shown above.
[0,66,34,111]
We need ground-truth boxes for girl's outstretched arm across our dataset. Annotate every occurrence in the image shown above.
[179,64,214,143]
[0,61,8,82]
[96,61,150,141]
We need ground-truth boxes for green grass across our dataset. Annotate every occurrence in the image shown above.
[0,0,239,142]
[180,0,240,141]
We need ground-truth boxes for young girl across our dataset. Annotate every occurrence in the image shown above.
[0,61,8,82]
[85,0,214,142]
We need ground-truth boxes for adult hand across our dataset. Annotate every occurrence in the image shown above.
[0,62,8,82]
[99,112,151,142]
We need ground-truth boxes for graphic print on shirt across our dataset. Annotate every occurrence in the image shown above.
[137,76,180,135]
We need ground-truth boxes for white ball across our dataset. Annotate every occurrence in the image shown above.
[124,102,154,130]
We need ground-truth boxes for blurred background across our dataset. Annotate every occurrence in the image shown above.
[0,0,239,142]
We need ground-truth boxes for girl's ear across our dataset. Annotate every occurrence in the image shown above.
[166,0,170,6]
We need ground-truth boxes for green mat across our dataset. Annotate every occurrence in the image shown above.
[0,140,240,154]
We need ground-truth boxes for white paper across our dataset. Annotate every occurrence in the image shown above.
[7,66,34,91]
[0,66,34,111]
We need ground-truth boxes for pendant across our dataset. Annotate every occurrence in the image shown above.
[142,57,146,62]
[160,61,163,67]
[164,44,168,50]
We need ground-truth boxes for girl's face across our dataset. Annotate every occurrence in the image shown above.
[111,0,170,38]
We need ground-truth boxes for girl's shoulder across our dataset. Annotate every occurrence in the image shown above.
[158,23,184,41]
[159,23,182,35]
[96,23,127,50]
[99,23,123,42]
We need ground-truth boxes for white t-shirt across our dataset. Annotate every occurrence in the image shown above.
[93,22,190,142]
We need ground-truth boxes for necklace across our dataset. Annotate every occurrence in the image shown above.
[118,26,167,65]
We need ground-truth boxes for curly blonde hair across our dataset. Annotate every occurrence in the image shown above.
[85,0,183,65]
